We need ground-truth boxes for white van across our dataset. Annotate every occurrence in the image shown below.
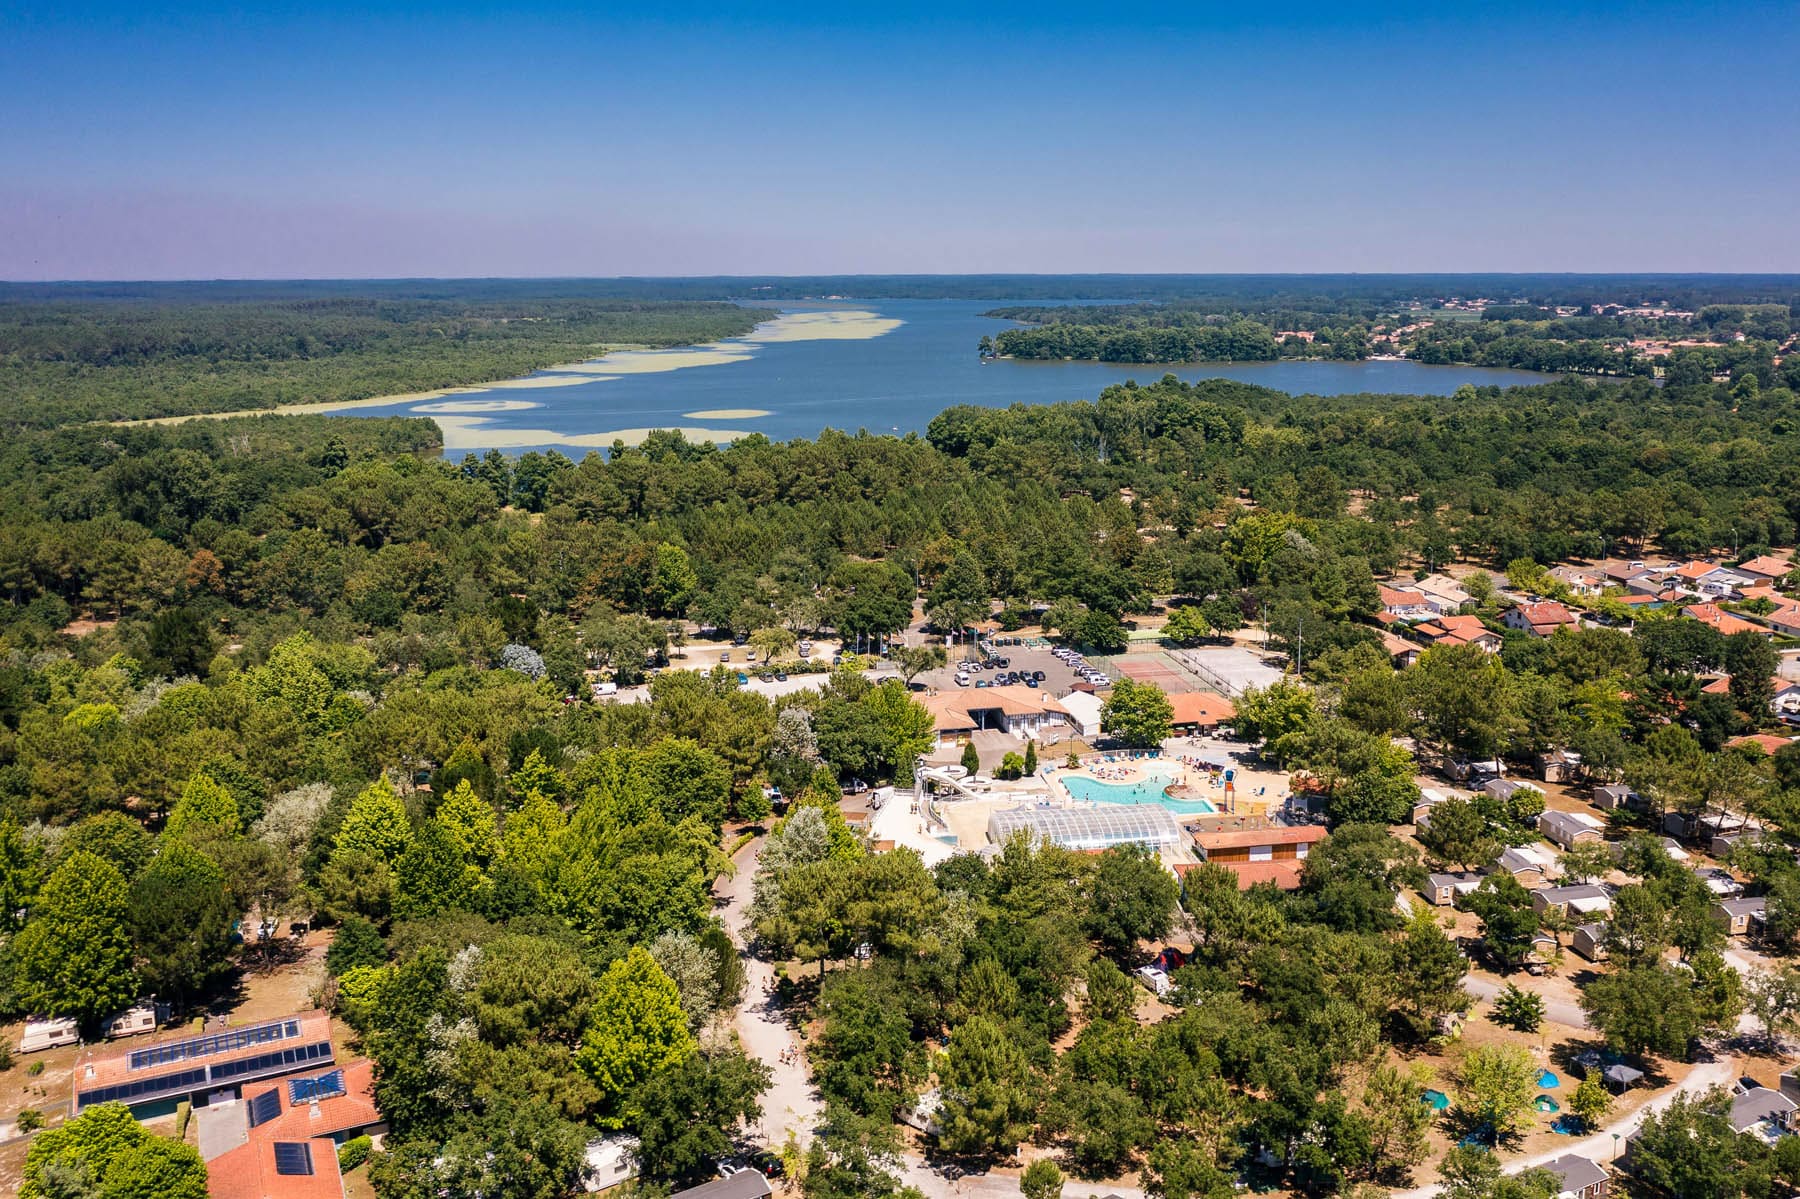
[19,1015,80,1054]
[104,1001,158,1040]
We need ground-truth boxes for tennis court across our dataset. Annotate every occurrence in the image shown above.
[1113,655,1192,692]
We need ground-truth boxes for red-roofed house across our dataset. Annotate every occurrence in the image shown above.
[1504,601,1579,637]
[1167,691,1236,731]
[1378,585,1434,622]
[925,686,1076,749]
[199,1060,384,1199]
[1415,614,1502,652]
[1736,554,1794,584]
[1687,602,1770,638]
[1380,630,1422,667]
[1548,566,1604,596]
[1674,561,1754,599]
[75,1010,337,1115]
[1766,603,1800,639]
[1192,824,1328,890]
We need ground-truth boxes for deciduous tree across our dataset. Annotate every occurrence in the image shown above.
[579,947,695,1126]
[1102,678,1174,749]
[13,851,138,1023]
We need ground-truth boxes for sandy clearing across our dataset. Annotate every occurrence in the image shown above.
[543,346,754,374]
[115,375,588,426]
[432,416,754,451]
[741,309,903,341]
[410,398,544,413]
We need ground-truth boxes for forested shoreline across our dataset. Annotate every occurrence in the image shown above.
[983,282,1800,384]
[0,287,773,429]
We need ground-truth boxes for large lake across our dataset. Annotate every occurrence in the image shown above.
[336,299,1556,456]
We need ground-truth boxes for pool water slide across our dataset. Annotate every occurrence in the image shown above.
[913,765,1016,802]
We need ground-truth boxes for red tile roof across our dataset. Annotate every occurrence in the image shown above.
[1518,601,1577,628]
[240,1060,379,1142]
[1687,603,1766,637]
[208,1136,344,1199]
[1167,691,1235,728]
[206,1061,379,1199]
[1216,860,1306,890]
[925,686,1071,732]
[1380,630,1420,657]
[77,1010,335,1104]
[1195,824,1329,851]
[1737,555,1792,579]
[1417,614,1500,646]
[1379,585,1428,608]
[1729,734,1798,756]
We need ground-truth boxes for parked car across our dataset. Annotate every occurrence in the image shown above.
[775,671,788,681]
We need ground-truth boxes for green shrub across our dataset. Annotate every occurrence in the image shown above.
[16,1107,45,1132]
[27,1060,44,1076]
[338,1135,373,1172]
[175,1100,191,1140]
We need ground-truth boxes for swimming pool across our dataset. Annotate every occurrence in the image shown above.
[1059,769,1217,815]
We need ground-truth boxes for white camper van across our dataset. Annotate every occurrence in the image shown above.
[103,1001,158,1040]
[19,1015,80,1054]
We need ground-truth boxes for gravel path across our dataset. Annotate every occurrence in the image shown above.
[715,832,1146,1198]
[718,835,823,1152]
[1462,973,1591,1030]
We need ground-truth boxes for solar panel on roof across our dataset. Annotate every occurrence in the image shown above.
[247,1088,281,1127]
[207,1040,332,1082]
[288,1069,345,1104]
[273,1142,314,1176]
[127,1018,301,1071]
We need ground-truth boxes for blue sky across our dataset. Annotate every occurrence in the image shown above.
[2,2,1796,278]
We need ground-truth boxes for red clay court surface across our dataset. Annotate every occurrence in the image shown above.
[1113,656,1192,691]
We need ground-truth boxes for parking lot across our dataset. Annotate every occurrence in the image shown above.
[913,640,1108,696]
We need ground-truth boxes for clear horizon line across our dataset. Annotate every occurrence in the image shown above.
[8,270,1800,286]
